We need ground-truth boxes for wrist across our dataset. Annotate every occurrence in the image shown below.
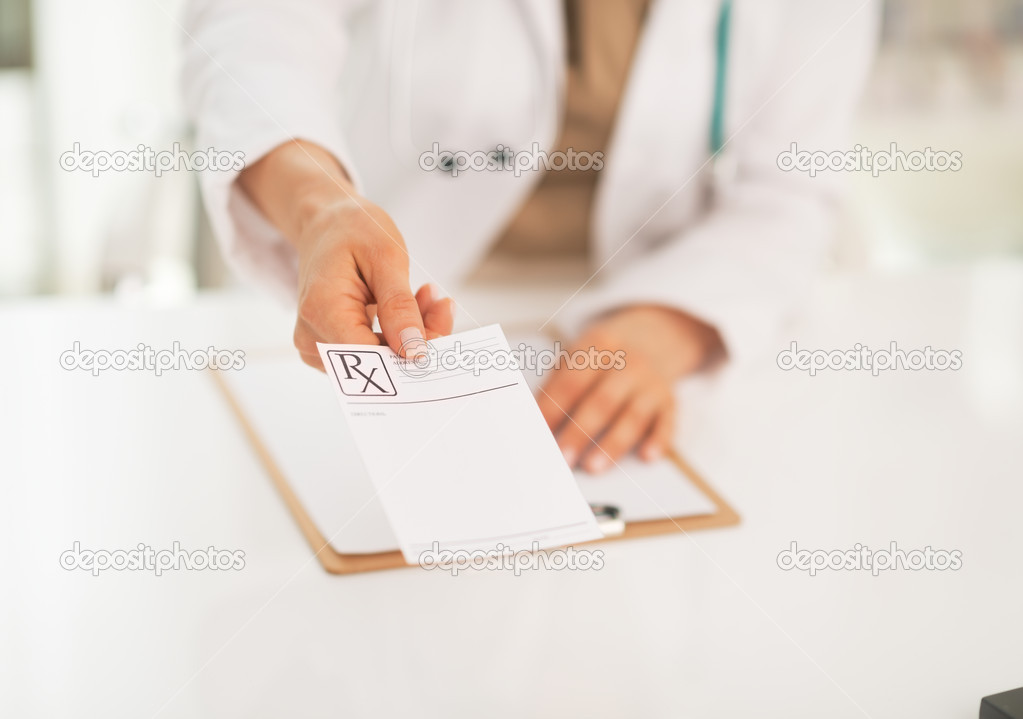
[599,305,725,379]
[236,139,360,249]
[292,183,360,248]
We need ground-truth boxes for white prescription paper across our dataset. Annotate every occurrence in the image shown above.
[317,325,602,562]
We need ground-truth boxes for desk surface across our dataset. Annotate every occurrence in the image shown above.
[3,263,1023,719]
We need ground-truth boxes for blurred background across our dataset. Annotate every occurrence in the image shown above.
[1,0,1022,301]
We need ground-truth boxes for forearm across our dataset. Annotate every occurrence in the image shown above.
[592,305,725,379]
[655,307,725,377]
[237,139,356,246]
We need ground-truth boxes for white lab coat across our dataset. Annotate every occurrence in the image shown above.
[182,0,878,363]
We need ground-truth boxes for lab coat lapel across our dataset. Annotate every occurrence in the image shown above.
[593,0,720,270]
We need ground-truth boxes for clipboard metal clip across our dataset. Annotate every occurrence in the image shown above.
[590,504,626,538]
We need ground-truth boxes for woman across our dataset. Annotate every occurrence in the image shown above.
[182,0,877,472]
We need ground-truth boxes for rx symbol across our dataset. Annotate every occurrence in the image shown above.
[329,350,396,396]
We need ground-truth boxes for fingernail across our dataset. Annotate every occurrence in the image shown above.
[641,443,663,462]
[586,452,609,473]
[562,446,577,468]
[399,327,427,358]
[421,284,436,302]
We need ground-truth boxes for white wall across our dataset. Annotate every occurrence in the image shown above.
[32,0,194,296]
[0,71,40,295]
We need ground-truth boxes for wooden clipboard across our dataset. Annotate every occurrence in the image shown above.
[212,370,740,575]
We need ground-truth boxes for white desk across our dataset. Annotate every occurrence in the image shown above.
[3,263,1022,718]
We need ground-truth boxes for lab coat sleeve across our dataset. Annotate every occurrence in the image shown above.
[180,0,363,302]
[555,0,879,366]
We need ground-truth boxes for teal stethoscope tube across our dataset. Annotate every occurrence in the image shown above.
[710,0,732,157]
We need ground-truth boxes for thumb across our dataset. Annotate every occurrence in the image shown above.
[367,267,428,359]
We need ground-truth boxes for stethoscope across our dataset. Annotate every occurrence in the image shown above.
[709,0,734,197]
[711,0,732,157]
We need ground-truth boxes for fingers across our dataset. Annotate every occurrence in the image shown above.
[640,402,675,462]
[415,284,455,339]
[289,194,433,366]
[415,284,434,318]
[582,389,673,473]
[536,366,599,437]
[538,360,677,474]
[294,282,381,370]
[357,244,426,359]
[423,298,454,340]
[293,318,379,372]
[297,265,379,336]
[553,373,632,469]
[298,350,324,371]
[295,280,450,374]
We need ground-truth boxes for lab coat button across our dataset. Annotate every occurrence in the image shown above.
[491,147,509,166]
